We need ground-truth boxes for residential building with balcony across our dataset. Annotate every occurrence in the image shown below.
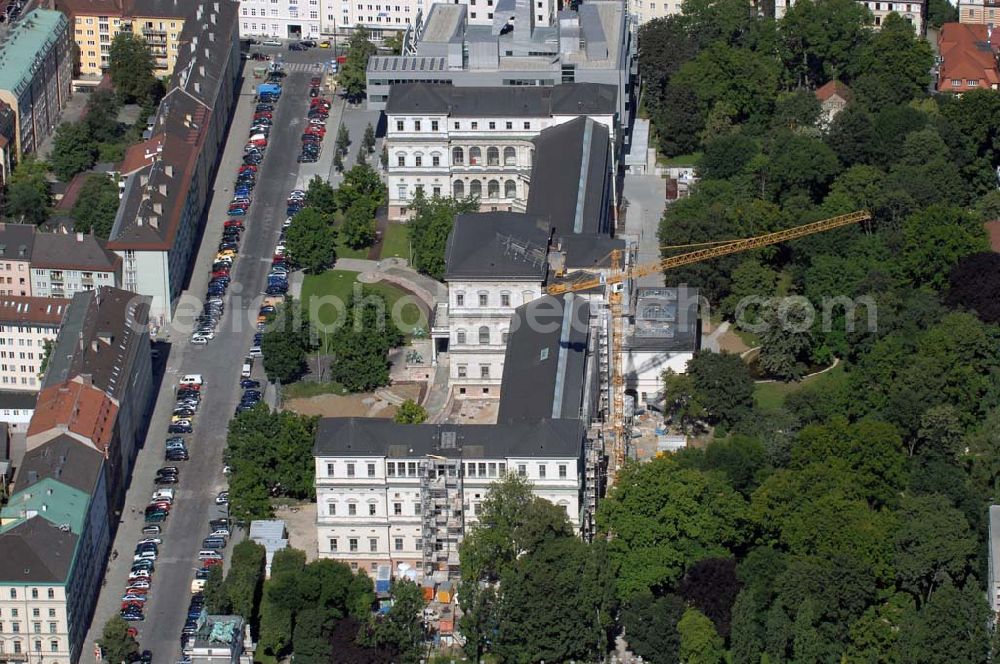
[0,436,108,664]
[56,0,188,79]
[365,0,637,145]
[0,224,36,296]
[29,232,121,298]
[0,296,70,392]
[239,0,323,40]
[383,82,616,219]
[108,1,241,326]
[937,22,1000,92]
[313,417,586,575]
[0,9,74,158]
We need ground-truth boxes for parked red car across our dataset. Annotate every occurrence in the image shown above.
[224,219,244,229]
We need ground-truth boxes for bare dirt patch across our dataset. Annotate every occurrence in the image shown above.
[284,383,423,418]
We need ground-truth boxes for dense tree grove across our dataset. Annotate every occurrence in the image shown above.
[257,548,422,662]
[328,289,404,392]
[407,192,480,279]
[224,407,317,520]
[501,2,1000,662]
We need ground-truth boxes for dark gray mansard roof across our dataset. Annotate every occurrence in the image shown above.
[314,418,585,459]
[527,116,612,238]
[498,293,592,423]
[444,212,551,281]
[385,82,617,117]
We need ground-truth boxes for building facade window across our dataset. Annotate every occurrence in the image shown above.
[488,179,500,197]
[503,146,516,165]
[504,179,516,198]
[478,326,490,344]
[487,147,499,165]
[469,179,482,197]
[452,147,464,164]
[453,180,465,198]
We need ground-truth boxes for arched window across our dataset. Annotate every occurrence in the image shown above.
[469,180,482,197]
[457,329,466,344]
[503,146,516,165]
[478,326,490,344]
[487,147,500,166]
[487,179,500,197]
[453,180,465,198]
[469,147,482,165]
[504,179,516,198]
[452,147,464,164]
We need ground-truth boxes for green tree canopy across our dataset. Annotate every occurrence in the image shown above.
[329,290,403,392]
[5,157,50,225]
[72,173,120,238]
[393,399,427,423]
[407,193,479,279]
[50,122,97,181]
[340,28,377,101]
[598,455,750,597]
[687,350,755,428]
[108,32,158,104]
[98,616,139,664]
[285,207,337,274]
[678,607,726,664]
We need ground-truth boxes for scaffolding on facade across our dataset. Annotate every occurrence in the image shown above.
[420,454,465,580]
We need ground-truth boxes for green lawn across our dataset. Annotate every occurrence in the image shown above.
[283,379,349,399]
[657,152,702,167]
[300,269,427,338]
[333,235,368,260]
[380,222,411,260]
[753,361,845,412]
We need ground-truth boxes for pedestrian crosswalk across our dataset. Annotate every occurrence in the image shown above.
[279,61,327,73]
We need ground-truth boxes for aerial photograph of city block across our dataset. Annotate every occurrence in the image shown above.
[0,0,998,660]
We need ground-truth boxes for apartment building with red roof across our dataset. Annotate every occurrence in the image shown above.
[938,22,1000,92]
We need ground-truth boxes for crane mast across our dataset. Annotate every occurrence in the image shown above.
[547,210,872,485]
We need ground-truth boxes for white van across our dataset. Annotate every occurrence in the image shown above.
[241,357,253,378]
[152,489,174,501]
[180,375,204,386]
[191,579,206,593]
[198,550,223,560]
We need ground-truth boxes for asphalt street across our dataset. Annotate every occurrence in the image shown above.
[81,47,342,664]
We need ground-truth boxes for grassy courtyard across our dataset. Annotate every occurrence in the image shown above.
[300,269,427,339]
[379,222,411,261]
[753,361,845,412]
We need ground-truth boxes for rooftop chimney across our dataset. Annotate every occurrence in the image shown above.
[165,164,174,178]
[158,183,167,196]
[153,202,162,214]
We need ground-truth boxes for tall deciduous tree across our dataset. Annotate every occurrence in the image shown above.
[850,14,933,112]
[340,28,376,101]
[72,173,120,238]
[898,580,990,664]
[305,175,338,215]
[285,207,337,274]
[778,0,870,87]
[621,592,686,664]
[686,350,755,428]
[407,192,479,279]
[108,32,158,104]
[358,579,425,662]
[393,399,427,423]
[342,195,376,248]
[678,607,726,664]
[945,252,1000,323]
[329,290,403,392]
[50,122,97,180]
[5,157,51,225]
[98,616,139,664]
[900,205,988,289]
[893,494,976,607]
[261,297,310,384]
[598,455,749,597]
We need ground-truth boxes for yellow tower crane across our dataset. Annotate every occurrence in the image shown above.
[546,209,872,485]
